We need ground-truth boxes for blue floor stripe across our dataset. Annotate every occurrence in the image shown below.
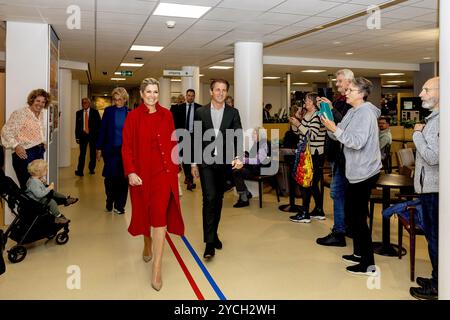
[181,235,227,300]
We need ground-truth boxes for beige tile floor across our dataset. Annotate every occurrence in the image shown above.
[0,151,431,300]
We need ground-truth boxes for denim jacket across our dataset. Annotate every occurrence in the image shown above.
[382,198,424,230]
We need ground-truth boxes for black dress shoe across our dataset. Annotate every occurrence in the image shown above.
[214,239,222,250]
[233,199,249,208]
[203,244,215,259]
[187,182,196,191]
[416,277,433,288]
[410,285,438,300]
[75,171,84,177]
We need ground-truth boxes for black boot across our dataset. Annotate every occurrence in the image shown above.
[316,230,346,247]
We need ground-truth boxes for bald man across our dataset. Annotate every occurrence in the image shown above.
[410,77,439,300]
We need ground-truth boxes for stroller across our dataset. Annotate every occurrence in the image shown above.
[0,171,70,264]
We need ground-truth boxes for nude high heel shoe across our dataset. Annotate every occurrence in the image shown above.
[151,266,162,291]
[143,248,152,263]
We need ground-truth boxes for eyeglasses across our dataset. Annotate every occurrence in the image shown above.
[345,88,360,94]
[421,87,439,94]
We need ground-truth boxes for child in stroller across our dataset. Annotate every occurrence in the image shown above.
[25,159,78,224]
[0,160,78,264]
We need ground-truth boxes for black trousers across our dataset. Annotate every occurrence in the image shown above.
[345,173,379,267]
[199,164,228,244]
[77,135,97,173]
[180,133,195,183]
[302,153,324,213]
[12,144,45,189]
[104,176,129,211]
[232,165,260,193]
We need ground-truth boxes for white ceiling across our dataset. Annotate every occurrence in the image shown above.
[0,0,439,88]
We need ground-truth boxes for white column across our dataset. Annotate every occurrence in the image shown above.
[71,80,80,149]
[181,66,200,102]
[440,0,450,300]
[4,22,50,224]
[80,84,88,101]
[286,73,291,118]
[159,77,171,109]
[234,42,263,131]
[59,69,72,167]
[234,42,263,196]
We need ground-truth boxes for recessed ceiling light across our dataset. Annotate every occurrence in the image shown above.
[345,52,353,55]
[301,70,326,73]
[423,57,431,60]
[111,78,126,81]
[332,78,336,81]
[131,45,164,52]
[120,63,144,67]
[379,73,405,76]
[114,72,121,75]
[263,76,280,80]
[199,74,204,77]
[315,25,324,29]
[292,82,308,85]
[387,80,406,83]
[209,66,233,70]
[382,85,400,88]
[170,79,181,82]
[332,41,341,45]
[153,3,211,19]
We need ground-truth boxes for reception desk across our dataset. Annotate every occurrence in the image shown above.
[263,123,290,141]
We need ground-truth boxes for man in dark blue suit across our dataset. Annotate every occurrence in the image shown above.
[171,89,201,191]
[75,97,101,176]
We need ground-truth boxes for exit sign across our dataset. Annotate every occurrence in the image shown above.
[121,71,133,77]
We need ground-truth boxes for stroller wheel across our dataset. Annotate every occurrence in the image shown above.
[8,245,27,263]
[55,232,69,245]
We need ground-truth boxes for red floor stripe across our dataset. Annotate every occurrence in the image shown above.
[166,233,205,300]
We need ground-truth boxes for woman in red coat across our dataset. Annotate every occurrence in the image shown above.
[122,77,184,291]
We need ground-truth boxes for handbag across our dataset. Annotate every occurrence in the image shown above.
[292,133,313,188]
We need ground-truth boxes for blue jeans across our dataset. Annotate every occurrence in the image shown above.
[420,193,439,289]
[330,162,348,234]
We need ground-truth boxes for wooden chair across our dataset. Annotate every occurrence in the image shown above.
[381,144,392,174]
[396,200,425,281]
[245,175,280,208]
[396,148,415,177]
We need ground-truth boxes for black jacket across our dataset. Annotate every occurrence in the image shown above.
[75,108,101,141]
[193,104,243,166]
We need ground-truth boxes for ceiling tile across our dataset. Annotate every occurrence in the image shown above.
[271,0,340,15]
[218,0,285,11]
[97,0,157,15]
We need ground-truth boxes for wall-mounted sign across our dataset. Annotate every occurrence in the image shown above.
[163,69,193,77]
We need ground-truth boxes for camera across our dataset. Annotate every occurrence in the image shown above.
[102,71,107,75]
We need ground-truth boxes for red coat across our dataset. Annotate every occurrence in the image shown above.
[122,103,184,236]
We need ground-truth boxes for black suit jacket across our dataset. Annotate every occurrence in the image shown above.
[75,108,101,141]
[193,103,243,166]
[170,102,202,131]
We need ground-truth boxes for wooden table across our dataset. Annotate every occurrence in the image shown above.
[373,173,414,256]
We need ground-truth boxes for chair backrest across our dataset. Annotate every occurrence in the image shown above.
[396,148,415,176]
[381,144,392,173]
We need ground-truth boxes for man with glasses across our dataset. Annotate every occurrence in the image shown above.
[409,77,439,300]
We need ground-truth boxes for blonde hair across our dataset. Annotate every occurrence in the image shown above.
[27,159,48,177]
[140,78,160,93]
[111,87,129,102]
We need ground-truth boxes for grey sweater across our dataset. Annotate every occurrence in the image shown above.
[329,101,382,183]
[413,109,439,193]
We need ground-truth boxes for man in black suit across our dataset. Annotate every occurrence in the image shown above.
[171,89,202,191]
[191,79,243,259]
[75,97,101,176]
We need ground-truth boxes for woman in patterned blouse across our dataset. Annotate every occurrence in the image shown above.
[1,89,51,188]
